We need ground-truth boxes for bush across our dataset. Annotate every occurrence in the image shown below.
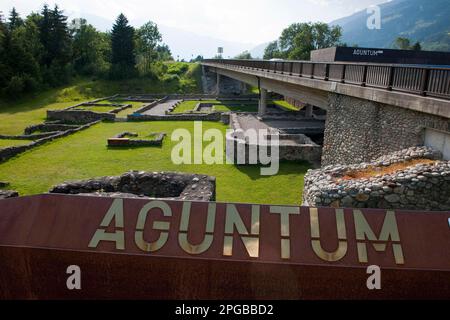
[166,62,189,75]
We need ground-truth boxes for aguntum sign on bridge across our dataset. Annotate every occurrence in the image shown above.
[0,194,449,299]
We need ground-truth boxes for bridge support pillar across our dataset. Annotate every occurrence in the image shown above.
[216,73,221,94]
[258,88,267,117]
[305,105,314,118]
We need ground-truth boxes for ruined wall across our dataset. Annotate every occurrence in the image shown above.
[304,147,450,211]
[322,93,450,166]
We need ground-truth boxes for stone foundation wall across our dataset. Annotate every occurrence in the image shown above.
[47,110,115,123]
[128,112,223,122]
[0,121,100,163]
[24,123,80,135]
[50,171,216,201]
[303,146,450,211]
[322,93,450,166]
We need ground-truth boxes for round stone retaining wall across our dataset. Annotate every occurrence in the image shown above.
[303,146,450,211]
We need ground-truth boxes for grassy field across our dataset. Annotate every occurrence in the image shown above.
[73,105,118,113]
[172,100,259,113]
[0,121,309,205]
[0,139,33,148]
[0,67,311,205]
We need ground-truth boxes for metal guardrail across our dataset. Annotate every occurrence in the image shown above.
[203,59,450,100]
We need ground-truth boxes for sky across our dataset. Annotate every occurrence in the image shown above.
[0,0,390,58]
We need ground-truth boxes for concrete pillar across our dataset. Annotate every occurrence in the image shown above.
[216,73,221,94]
[258,88,267,117]
[305,105,314,118]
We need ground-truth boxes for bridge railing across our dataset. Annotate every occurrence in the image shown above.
[203,59,450,100]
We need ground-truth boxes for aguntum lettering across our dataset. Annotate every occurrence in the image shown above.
[88,199,405,265]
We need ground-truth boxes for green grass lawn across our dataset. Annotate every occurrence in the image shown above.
[73,105,117,113]
[0,73,310,205]
[0,120,310,205]
[172,100,259,113]
[114,101,145,117]
[0,139,33,148]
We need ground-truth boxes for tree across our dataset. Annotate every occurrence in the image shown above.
[71,18,110,75]
[37,4,73,85]
[412,41,422,51]
[190,55,203,63]
[266,22,342,60]
[110,13,135,78]
[288,22,341,60]
[394,37,411,50]
[393,37,422,51]
[0,10,41,97]
[156,44,173,61]
[7,8,23,31]
[235,50,252,59]
[135,21,162,75]
[263,41,282,59]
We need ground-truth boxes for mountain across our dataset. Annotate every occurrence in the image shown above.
[330,0,450,51]
[249,42,270,59]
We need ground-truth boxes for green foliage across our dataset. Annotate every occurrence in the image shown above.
[0,4,179,99]
[266,22,342,60]
[135,21,162,76]
[190,55,203,63]
[167,62,189,75]
[156,44,173,61]
[71,18,110,76]
[235,50,252,59]
[263,41,282,60]
[393,37,422,51]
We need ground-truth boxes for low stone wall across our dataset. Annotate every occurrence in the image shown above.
[135,97,168,113]
[108,132,166,147]
[0,132,58,140]
[128,112,223,122]
[303,146,450,211]
[0,121,100,163]
[24,123,80,135]
[115,93,259,100]
[225,133,322,164]
[0,190,18,199]
[50,171,216,201]
[47,110,115,123]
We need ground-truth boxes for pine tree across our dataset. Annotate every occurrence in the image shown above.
[111,13,135,66]
[39,4,52,66]
[8,7,23,31]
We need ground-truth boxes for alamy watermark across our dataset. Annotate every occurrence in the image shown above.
[170,121,280,176]
[367,5,381,30]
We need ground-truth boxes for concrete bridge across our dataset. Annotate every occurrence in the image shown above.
[201,59,450,164]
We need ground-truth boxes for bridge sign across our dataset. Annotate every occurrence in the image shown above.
[0,194,449,299]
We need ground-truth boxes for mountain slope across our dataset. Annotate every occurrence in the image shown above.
[330,0,450,51]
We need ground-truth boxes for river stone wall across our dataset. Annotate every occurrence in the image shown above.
[49,171,216,201]
[303,146,450,211]
[322,93,450,166]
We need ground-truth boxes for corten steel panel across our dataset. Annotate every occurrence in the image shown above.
[0,194,449,299]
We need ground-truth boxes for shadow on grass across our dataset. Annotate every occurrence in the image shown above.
[235,160,312,180]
